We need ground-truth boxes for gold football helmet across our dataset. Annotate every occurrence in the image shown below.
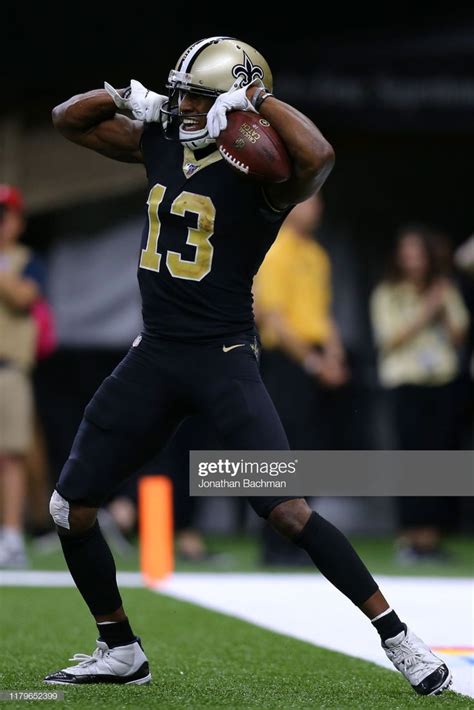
[161,36,273,149]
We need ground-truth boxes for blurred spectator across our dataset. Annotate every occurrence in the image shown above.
[253,194,350,565]
[254,193,349,450]
[455,235,474,276]
[453,234,474,448]
[0,185,46,568]
[370,224,470,563]
[433,230,474,447]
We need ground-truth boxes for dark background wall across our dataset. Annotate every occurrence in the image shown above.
[5,6,473,240]
[4,7,474,121]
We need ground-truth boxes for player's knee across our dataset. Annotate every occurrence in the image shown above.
[68,505,98,535]
[49,490,97,535]
[49,490,71,531]
[268,498,312,539]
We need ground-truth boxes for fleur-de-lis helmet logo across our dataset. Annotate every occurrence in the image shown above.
[232,51,264,87]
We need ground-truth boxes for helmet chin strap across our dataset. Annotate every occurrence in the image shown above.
[179,126,215,151]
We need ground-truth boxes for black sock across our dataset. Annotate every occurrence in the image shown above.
[97,618,136,648]
[58,520,122,616]
[372,610,406,643]
[294,511,379,606]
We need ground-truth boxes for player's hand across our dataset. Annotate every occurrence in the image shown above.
[127,80,167,122]
[104,82,132,110]
[207,84,257,138]
[104,80,166,122]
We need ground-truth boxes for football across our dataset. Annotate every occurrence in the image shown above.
[216,111,291,183]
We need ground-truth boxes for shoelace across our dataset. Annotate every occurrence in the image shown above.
[68,647,108,667]
[390,640,430,670]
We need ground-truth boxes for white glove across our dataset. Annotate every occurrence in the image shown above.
[104,81,131,110]
[128,79,167,122]
[206,85,256,139]
[104,79,166,123]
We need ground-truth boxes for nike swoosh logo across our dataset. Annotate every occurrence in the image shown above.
[222,344,246,353]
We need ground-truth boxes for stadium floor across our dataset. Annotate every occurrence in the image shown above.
[0,571,474,708]
[162,572,474,699]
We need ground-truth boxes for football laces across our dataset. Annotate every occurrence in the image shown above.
[218,146,250,174]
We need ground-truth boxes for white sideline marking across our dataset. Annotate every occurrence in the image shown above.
[0,570,143,587]
[2,570,472,697]
[158,573,474,699]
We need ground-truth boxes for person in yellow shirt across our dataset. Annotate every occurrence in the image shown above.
[254,193,349,450]
[370,224,469,563]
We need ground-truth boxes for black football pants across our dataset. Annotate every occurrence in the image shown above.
[56,332,296,518]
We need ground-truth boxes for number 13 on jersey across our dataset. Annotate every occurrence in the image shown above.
[139,183,216,282]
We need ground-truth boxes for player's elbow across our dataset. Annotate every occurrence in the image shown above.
[322,141,335,169]
[297,140,335,182]
[52,101,76,137]
[52,103,66,132]
[311,140,335,176]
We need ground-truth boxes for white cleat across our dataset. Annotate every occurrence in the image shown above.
[383,627,452,696]
[44,639,151,685]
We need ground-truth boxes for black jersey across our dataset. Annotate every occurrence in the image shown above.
[138,124,289,340]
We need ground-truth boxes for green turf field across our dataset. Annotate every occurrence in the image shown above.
[27,533,474,577]
[0,587,471,709]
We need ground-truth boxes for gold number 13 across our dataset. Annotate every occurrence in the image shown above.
[139,183,216,281]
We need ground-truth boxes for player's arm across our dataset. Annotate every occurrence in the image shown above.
[207,85,334,209]
[250,91,335,209]
[52,88,144,163]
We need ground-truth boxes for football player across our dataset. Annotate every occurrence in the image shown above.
[45,37,451,696]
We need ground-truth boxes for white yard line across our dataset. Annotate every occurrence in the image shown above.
[158,573,474,698]
[0,570,143,587]
[2,570,473,697]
